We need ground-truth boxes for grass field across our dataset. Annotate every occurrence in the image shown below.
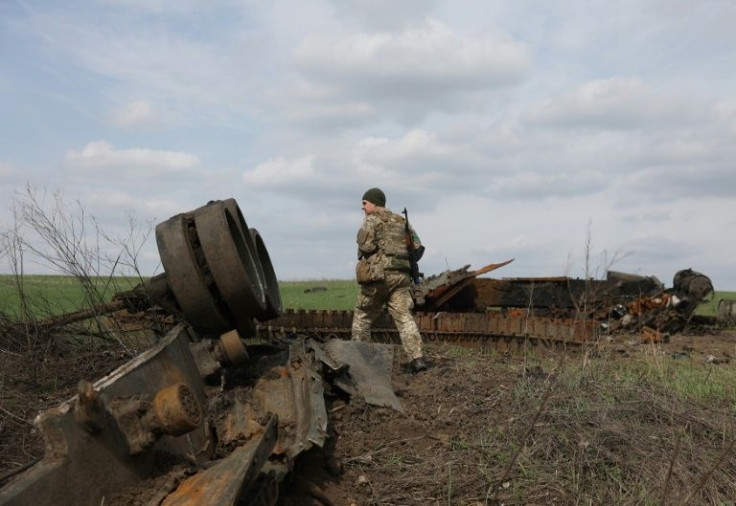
[0,275,733,318]
[696,291,736,317]
[0,275,141,318]
[278,279,357,311]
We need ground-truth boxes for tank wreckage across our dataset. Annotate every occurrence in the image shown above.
[0,198,717,506]
[258,260,715,349]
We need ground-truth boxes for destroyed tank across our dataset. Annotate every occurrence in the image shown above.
[0,199,407,506]
[0,198,716,505]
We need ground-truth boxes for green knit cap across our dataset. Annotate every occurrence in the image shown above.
[362,187,386,207]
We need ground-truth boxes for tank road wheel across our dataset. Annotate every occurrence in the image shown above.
[222,198,267,290]
[250,228,283,321]
[222,198,270,318]
[156,214,231,333]
[218,329,250,366]
[153,382,202,436]
[195,201,267,334]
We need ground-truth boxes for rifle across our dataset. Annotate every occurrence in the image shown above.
[402,208,425,285]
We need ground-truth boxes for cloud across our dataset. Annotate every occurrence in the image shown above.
[22,3,274,126]
[290,19,529,123]
[283,95,376,127]
[0,161,13,181]
[0,161,28,189]
[243,155,322,188]
[81,189,190,223]
[99,0,228,14]
[5,0,736,288]
[624,165,736,200]
[607,125,736,200]
[714,99,736,136]
[108,100,159,127]
[296,20,528,87]
[355,129,457,171]
[525,77,702,130]
[66,141,201,175]
[241,129,468,203]
[328,0,440,30]
[489,170,608,200]
[240,124,625,206]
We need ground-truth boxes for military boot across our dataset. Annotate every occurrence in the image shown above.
[410,357,428,374]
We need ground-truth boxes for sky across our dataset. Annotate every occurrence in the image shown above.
[1,0,735,290]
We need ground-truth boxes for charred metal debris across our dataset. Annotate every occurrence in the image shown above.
[0,198,719,506]
[258,263,716,349]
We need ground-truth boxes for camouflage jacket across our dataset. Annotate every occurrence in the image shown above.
[356,207,422,272]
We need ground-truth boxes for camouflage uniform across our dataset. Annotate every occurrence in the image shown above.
[351,207,424,361]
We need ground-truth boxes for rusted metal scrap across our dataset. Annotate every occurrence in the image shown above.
[718,299,736,325]
[0,323,398,506]
[413,258,514,308]
[0,198,409,506]
[606,268,714,337]
[413,263,713,338]
[257,308,598,351]
[417,267,665,314]
[257,264,713,348]
[1,324,219,506]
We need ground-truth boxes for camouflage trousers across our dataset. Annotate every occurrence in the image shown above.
[351,270,424,361]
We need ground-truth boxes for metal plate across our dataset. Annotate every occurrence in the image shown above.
[161,415,278,506]
[156,214,231,333]
[323,339,404,412]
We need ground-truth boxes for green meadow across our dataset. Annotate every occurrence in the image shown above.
[0,274,732,318]
[0,275,142,318]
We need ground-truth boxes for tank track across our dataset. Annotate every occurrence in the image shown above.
[255,309,599,351]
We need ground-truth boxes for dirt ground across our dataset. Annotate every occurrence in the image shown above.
[3,325,736,505]
[278,329,736,505]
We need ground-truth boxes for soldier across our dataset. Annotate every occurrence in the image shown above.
[351,187,428,373]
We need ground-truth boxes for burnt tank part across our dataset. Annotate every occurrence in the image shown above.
[156,213,232,334]
[672,269,714,302]
[194,200,267,334]
[250,228,282,321]
[717,299,736,325]
[152,382,202,437]
[188,330,252,382]
[0,325,214,506]
[109,382,202,456]
[218,329,250,365]
[29,198,276,339]
[154,199,281,337]
[222,198,268,306]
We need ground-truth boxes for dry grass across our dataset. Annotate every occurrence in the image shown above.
[4,321,736,505]
[317,340,736,506]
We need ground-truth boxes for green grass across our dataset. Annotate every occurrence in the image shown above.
[0,275,358,319]
[277,279,357,311]
[553,349,736,406]
[0,274,732,320]
[695,291,736,316]
[0,275,141,318]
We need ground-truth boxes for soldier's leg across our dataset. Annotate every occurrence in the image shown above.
[386,285,424,360]
[351,283,386,342]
